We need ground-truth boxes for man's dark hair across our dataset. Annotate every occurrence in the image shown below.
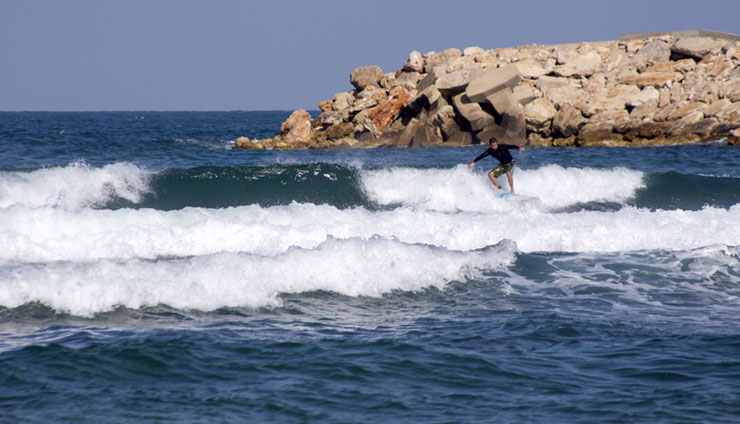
[489,138,498,143]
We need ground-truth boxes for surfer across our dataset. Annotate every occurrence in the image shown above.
[467,138,524,193]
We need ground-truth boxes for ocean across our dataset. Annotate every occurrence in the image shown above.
[1,111,739,423]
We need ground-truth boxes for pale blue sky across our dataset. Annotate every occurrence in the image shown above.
[1,0,738,111]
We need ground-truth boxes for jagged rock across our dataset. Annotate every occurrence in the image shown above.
[514,58,555,78]
[379,73,396,90]
[466,65,523,103]
[672,37,727,60]
[280,109,313,146]
[333,92,355,111]
[627,86,660,107]
[635,40,672,65]
[553,104,586,138]
[537,76,587,109]
[394,71,422,91]
[705,98,732,117]
[554,51,601,77]
[325,122,355,140]
[424,48,463,73]
[350,65,384,90]
[317,99,333,112]
[630,99,660,120]
[578,122,626,146]
[368,86,412,134]
[403,50,424,72]
[524,97,557,132]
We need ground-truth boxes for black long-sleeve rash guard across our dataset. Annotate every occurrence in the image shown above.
[472,144,520,165]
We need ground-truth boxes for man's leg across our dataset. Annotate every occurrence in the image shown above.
[487,171,500,189]
[505,170,514,193]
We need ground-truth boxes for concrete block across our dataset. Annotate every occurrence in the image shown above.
[513,84,535,105]
[465,65,523,103]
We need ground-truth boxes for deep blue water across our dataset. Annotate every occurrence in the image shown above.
[1,112,739,423]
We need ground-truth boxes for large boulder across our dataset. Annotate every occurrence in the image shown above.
[350,66,384,90]
[280,109,313,146]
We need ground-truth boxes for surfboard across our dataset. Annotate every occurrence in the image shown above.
[494,192,538,202]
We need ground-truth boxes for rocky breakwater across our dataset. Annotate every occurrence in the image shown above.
[235,30,740,149]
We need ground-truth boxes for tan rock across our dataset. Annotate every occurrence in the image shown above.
[317,99,333,112]
[629,99,659,120]
[280,109,313,146]
[585,84,640,115]
[332,92,355,111]
[621,71,678,87]
[403,51,424,73]
[553,51,601,77]
[514,58,556,78]
[705,98,732,117]
[553,104,586,138]
[424,48,462,73]
[645,58,696,73]
[524,97,557,130]
[553,136,577,147]
[524,132,550,146]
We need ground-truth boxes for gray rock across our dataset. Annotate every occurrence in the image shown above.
[635,40,672,64]
[424,48,463,73]
[394,71,422,91]
[672,37,726,60]
[350,66,384,90]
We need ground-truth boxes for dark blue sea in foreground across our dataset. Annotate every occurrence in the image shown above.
[1,112,739,423]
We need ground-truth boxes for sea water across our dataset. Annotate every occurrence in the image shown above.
[1,112,739,423]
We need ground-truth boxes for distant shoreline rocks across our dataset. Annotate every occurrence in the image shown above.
[235,30,740,150]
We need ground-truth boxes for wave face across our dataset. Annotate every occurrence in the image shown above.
[3,161,739,212]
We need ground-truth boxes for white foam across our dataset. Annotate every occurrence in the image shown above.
[2,202,740,266]
[360,164,644,211]
[0,237,516,316]
[0,161,152,210]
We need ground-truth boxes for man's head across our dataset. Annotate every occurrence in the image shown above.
[489,138,499,148]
